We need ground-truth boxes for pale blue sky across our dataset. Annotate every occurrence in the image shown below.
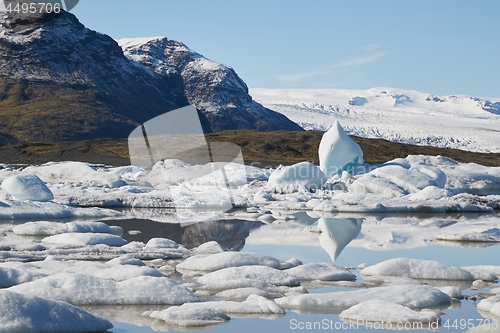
[72,0,500,97]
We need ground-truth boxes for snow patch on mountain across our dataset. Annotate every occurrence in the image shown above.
[118,37,303,132]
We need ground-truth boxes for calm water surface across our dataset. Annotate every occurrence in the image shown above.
[98,210,500,333]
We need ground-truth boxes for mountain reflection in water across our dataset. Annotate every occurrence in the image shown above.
[105,218,263,251]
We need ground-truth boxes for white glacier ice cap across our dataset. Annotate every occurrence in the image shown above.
[319,120,364,177]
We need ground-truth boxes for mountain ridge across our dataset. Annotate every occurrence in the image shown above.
[0,10,301,145]
[118,37,303,132]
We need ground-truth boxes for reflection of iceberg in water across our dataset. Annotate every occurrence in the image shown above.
[318,218,363,261]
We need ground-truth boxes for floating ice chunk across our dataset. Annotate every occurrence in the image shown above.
[266,162,326,191]
[408,186,453,201]
[58,261,164,282]
[0,266,47,288]
[147,295,284,321]
[0,200,120,220]
[176,252,293,271]
[491,287,500,295]
[9,273,199,305]
[13,221,122,236]
[318,120,364,177]
[24,161,125,188]
[144,305,230,327]
[196,266,300,291]
[444,162,500,196]
[436,286,462,299]
[361,258,497,281]
[286,258,303,267]
[216,288,275,300]
[0,290,113,333]
[349,174,407,196]
[462,266,500,276]
[192,241,226,255]
[1,174,54,201]
[146,238,179,249]
[107,256,145,266]
[352,165,446,195]
[42,233,127,247]
[437,228,500,242]
[477,294,500,317]
[285,263,356,281]
[339,300,441,324]
[275,284,450,309]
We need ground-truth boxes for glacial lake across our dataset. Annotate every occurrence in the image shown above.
[2,209,499,333]
[91,209,500,333]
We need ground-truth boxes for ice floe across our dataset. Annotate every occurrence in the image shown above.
[215,287,275,300]
[176,252,293,271]
[477,294,500,317]
[436,286,462,299]
[0,266,47,288]
[9,273,199,305]
[437,228,500,242]
[361,258,497,281]
[0,290,113,333]
[266,162,326,192]
[12,221,123,236]
[144,305,230,327]
[147,294,284,318]
[275,284,451,309]
[1,174,54,202]
[42,233,128,247]
[284,263,356,281]
[339,299,441,324]
[0,200,120,219]
[192,240,226,255]
[196,265,300,291]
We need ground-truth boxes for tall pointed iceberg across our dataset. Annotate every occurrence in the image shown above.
[319,121,364,177]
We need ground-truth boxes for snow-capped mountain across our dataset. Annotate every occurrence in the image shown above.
[250,88,500,153]
[0,10,188,143]
[118,37,303,132]
[0,10,301,145]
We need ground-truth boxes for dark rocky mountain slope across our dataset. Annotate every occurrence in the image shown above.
[0,10,301,145]
[118,37,303,132]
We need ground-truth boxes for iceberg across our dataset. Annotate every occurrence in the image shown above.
[266,162,326,191]
[318,120,364,177]
[1,174,53,202]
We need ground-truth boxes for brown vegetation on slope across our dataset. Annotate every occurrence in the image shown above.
[0,130,499,167]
